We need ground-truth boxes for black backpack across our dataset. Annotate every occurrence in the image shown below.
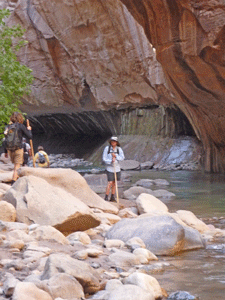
[5,123,21,151]
[38,152,46,164]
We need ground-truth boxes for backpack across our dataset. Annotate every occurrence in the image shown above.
[38,152,46,164]
[102,146,119,165]
[5,123,21,151]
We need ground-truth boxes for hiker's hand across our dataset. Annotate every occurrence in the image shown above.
[27,126,32,130]
[112,153,116,158]
[112,157,116,163]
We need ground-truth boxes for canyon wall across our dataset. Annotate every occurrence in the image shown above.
[0,0,225,172]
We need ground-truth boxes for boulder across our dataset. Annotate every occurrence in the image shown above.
[0,201,16,222]
[151,189,175,199]
[176,210,210,233]
[107,284,154,300]
[106,215,185,255]
[136,193,168,215]
[140,161,154,170]
[12,282,53,300]
[124,272,163,299]
[123,186,153,201]
[3,176,100,234]
[18,167,118,214]
[41,253,101,294]
[135,179,154,188]
[108,250,141,267]
[120,160,140,170]
[43,273,84,300]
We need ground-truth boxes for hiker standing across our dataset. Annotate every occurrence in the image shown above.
[4,112,32,185]
[22,137,31,166]
[102,136,125,201]
[34,146,50,168]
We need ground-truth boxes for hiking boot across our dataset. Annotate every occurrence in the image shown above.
[110,194,116,202]
[104,195,109,201]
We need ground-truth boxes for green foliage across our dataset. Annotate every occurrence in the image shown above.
[0,9,33,141]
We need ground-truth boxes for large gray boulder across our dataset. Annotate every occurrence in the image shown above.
[18,167,118,214]
[106,215,186,255]
[3,176,100,234]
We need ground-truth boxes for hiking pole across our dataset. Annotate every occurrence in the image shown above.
[26,119,35,168]
[113,162,119,204]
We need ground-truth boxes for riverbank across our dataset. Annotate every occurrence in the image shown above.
[0,161,225,300]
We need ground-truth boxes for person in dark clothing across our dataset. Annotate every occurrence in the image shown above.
[4,112,32,185]
[22,137,31,166]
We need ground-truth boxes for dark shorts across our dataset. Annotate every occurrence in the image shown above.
[106,170,121,182]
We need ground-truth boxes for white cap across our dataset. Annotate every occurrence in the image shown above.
[110,136,118,142]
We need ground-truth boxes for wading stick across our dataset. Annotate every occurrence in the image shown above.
[26,119,35,168]
[114,162,119,204]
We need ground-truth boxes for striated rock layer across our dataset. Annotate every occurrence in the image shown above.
[1,0,225,172]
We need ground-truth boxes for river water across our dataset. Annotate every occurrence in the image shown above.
[125,170,225,300]
[77,167,225,299]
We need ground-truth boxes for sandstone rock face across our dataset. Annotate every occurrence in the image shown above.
[2,0,225,172]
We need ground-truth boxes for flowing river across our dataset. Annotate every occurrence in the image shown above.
[126,170,225,300]
[76,166,225,299]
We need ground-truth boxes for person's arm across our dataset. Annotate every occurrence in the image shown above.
[20,124,32,140]
[115,147,125,161]
[102,146,113,165]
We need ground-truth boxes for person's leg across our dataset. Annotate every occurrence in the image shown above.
[12,163,20,184]
[11,149,23,185]
[110,181,116,201]
[105,181,113,200]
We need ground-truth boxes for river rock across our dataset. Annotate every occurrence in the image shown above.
[106,215,185,255]
[29,226,69,245]
[124,272,163,299]
[67,231,91,245]
[41,253,101,294]
[135,179,154,188]
[119,160,140,170]
[42,273,84,300]
[108,284,154,300]
[136,193,168,215]
[3,176,100,234]
[108,249,140,267]
[123,186,153,201]
[140,161,154,169]
[167,291,197,300]
[176,210,210,233]
[0,200,16,222]
[18,167,118,214]
[151,189,175,199]
[12,282,53,300]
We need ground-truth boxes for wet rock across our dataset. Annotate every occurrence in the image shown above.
[123,186,153,201]
[108,249,140,268]
[135,179,154,188]
[167,291,198,300]
[140,161,154,170]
